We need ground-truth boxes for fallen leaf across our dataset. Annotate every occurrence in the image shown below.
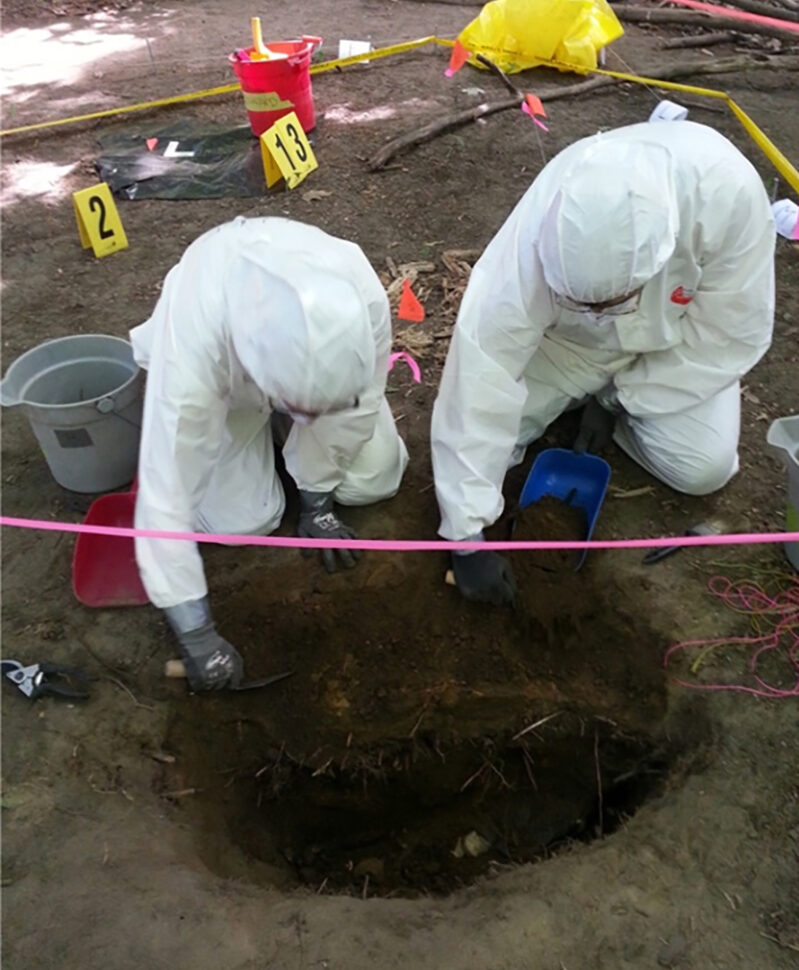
[302,189,332,202]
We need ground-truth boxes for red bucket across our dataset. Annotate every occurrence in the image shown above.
[229,35,322,137]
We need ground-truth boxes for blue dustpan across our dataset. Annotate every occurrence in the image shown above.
[519,448,611,569]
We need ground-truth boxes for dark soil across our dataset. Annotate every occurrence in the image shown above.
[2,1,799,968]
[504,492,589,573]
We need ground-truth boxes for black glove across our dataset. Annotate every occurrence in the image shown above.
[573,396,616,454]
[452,550,516,606]
[164,598,243,691]
[298,490,362,573]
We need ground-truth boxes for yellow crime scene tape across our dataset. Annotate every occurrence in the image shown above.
[573,62,799,193]
[0,34,796,192]
[0,36,438,137]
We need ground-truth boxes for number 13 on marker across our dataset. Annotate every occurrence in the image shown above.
[73,183,128,258]
[260,111,318,189]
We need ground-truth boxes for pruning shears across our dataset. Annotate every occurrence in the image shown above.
[1,660,92,700]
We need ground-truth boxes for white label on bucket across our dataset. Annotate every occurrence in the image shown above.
[772,199,799,240]
[338,39,372,62]
[648,100,689,123]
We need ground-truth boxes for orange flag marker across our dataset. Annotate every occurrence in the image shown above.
[522,93,549,131]
[397,279,425,322]
[445,40,469,77]
[524,94,546,117]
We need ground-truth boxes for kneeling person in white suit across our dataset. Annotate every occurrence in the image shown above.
[432,121,775,606]
[132,217,409,689]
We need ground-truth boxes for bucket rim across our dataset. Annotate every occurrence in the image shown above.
[6,333,136,357]
[231,39,315,64]
[2,334,141,409]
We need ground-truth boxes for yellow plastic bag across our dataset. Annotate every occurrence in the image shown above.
[457,0,624,74]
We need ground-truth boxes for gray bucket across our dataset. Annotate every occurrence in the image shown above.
[1,334,144,493]
[767,414,799,571]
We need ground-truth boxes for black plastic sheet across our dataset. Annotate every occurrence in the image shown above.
[96,120,269,200]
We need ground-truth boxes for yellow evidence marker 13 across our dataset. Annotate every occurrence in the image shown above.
[260,110,318,189]
[73,183,128,258]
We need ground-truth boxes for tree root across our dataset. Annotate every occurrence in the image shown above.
[660,30,737,49]
[612,4,799,41]
[368,54,799,170]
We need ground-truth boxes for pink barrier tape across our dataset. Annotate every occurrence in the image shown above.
[388,352,422,383]
[654,0,799,33]
[1,515,798,552]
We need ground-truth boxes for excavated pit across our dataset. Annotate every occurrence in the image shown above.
[160,495,704,896]
[164,711,678,896]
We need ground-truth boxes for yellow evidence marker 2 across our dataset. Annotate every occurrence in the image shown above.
[73,183,128,257]
[260,111,318,189]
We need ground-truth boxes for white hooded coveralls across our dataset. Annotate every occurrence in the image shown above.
[131,217,408,609]
[432,121,775,541]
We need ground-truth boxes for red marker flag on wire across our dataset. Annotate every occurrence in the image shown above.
[397,279,425,322]
[445,40,470,77]
[522,93,549,131]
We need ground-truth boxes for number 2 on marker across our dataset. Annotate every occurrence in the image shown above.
[88,195,114,240]
[72,183,128,258]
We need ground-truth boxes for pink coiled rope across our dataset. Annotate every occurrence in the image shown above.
[664,575,799,698]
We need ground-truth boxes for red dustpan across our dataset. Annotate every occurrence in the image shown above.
[72,481,149,607]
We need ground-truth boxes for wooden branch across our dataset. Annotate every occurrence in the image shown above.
[395,0,799,31]
[660,30,736,48]
[369,95,522,170]
[475,53,524,99]
[397,0,799,12]
[613,5,799,40]
[368,54,799,171]
[707,0,798,23]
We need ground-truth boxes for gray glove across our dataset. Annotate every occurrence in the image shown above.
[298,490,362,573]
[574,396,616,454]
[164,597,243,691]
[452,549,516,607]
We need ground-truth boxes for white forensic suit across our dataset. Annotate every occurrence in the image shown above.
[432,121,775,542]
[132,216,408,610]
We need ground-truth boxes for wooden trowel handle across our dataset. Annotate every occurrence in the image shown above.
[165,659,187,678]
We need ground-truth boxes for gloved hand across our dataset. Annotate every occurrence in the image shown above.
[298,490,362,573]
[574,395,616,454]
[452,550,516,606]
[164,597,243,691]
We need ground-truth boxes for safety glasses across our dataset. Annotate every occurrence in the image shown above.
[554,288,643,317]
[273,396,360,425]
